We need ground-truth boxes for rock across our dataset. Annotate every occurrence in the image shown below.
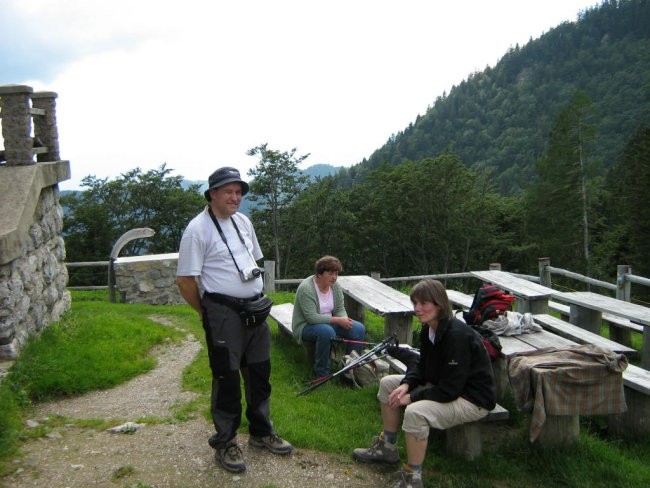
[106,422,145,434]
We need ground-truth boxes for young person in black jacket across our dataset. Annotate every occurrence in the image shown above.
[353,279,496,488]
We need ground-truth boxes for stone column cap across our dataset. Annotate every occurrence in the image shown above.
[32,91,58,99]
[0,84,34,95]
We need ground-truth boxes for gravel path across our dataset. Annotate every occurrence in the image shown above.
[1,316,393,488]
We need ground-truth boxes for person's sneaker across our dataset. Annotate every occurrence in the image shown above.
[248,433,293,455]
[353,433,400,464]
[388,465,424,488]
[215,441,246,473]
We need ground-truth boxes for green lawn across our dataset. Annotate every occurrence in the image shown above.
[1,290,649,487]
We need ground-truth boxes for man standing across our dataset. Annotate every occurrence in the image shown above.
[176,167,292,474]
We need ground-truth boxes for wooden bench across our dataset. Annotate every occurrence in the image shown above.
[269,302,295,337]
[269,303,316,362]
[532,313,638,358]
[549,299,643,347]
[470,270,555,314]
[553,291,650,369]
[446,289,474,311]
[337,275,415,345]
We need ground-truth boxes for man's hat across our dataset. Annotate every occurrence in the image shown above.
[204,167,250,201]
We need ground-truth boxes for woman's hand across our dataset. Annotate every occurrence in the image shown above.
[331,316,354,330]
[387,383,411,409]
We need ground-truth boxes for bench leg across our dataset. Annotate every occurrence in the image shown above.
[570,305,601,335]
[303,342,315,366]
[344,296,365,324]
[534,415,579,448]
[517,298,549,315]
[642,325,650,370]
[608,322,632,347]
[493,357,512,403]
[608,387,650,439]
[385,314,413,346]
[446,422,482,461]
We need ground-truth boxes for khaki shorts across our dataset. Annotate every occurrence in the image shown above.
[378,374,488,440]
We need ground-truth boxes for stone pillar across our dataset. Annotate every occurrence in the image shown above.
[0,84,34,166]
[31,91,60,162]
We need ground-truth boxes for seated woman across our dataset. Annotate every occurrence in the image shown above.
[352,279,496,488]
[292,255,366,378]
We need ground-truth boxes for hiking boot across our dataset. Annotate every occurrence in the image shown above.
[248,433,293,455]
[388,465,424,488]
[215,441,246,473]
[353,433,400,464]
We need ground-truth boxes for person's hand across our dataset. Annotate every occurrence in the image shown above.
[332,316,354,330]
[387,383,411,409]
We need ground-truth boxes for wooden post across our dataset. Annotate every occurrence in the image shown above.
[539,257,552,287]
[616,265,632,302]
[264,260,275,292]
[489,263,501,270]
[371,271,381,280]
[610,264,633,345]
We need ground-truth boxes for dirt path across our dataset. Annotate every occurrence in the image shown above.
[1,318,392,488]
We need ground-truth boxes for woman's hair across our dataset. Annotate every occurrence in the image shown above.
[315,255,343,275]
[409,279,453,320]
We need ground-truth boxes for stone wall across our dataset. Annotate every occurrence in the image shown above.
[0,185,71,359]
[0,84,71,360]
[113,253,185,305]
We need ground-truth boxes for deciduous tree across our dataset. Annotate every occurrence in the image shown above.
[246,144,310,277]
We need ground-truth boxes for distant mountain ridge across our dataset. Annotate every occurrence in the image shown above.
[181,163,343,216]
[181,163,342,194]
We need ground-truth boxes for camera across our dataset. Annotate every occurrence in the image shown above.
[239,266,262,282]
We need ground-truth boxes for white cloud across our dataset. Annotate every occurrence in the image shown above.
[2,0,600,189]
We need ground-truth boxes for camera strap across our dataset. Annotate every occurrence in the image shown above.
[207,207,249,277]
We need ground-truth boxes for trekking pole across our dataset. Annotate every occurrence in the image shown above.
[302,352,391,385]
[330,337,378,347]
[296,334,398,397]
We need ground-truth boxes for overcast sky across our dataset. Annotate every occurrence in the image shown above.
[1,0,600,190]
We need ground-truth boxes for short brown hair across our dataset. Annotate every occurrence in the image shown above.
[409,279,452,320]
[315,255,343,275]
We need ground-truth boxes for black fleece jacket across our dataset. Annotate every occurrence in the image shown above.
[401,317,496,411]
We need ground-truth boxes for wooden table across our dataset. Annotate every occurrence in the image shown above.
[337,275,415,345]
[470,270,555,314]
[553,291,650,369]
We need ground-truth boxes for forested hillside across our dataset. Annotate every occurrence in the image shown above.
[340,0,650,195]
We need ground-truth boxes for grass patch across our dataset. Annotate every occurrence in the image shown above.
[1,290,649,488]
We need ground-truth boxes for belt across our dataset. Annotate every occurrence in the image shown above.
[204,292,261,308]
